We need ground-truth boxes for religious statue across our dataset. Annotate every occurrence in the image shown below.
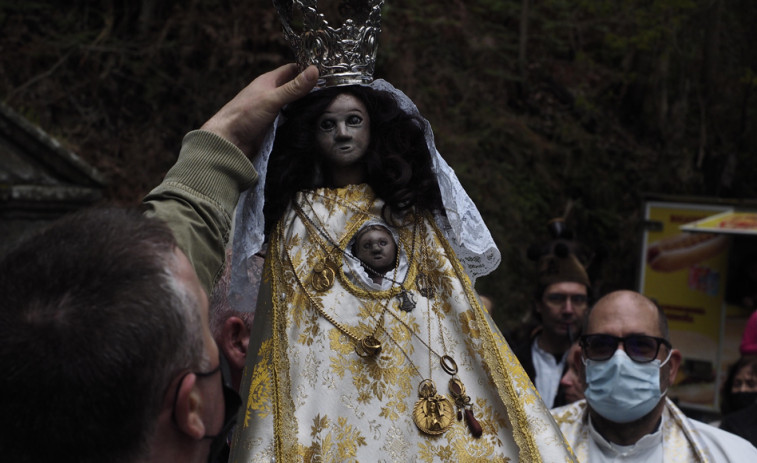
[226,1,577,461]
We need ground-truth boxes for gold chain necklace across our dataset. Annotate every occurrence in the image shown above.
[280,198,481,437]
[411,281,455,435]
[280,220,390,358]
[416,229,484,437]
[295,199,418,312]
[385,305,482,437]
[363,267,482,437]
[365,308,455,436]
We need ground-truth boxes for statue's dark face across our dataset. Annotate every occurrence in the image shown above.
[355,227,396,274]
[316,93,371,171]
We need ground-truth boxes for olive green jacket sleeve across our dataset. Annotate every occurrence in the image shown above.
[142,130,257,294]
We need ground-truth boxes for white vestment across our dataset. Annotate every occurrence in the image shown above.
[551,398,757,462]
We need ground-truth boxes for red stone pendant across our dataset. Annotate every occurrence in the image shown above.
[464,409,483,438]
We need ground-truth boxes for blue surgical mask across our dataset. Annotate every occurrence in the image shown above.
[583,349,671,423]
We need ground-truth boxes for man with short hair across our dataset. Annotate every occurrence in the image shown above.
[552,290,757,461]
[0,208,237,463]
[0,63,317,463]
[513,243,591,408]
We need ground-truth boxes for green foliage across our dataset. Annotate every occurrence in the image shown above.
[1,0,755,332]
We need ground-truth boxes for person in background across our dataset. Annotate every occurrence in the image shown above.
[206,248,265,462]
[209,249,264,393]
[554,341,585,406]
[718,355,757,447]
[0,208,240,463]
[478,293,494,315]
[552,290,757,461]
[512,240,591,408]
[720,356,757,417]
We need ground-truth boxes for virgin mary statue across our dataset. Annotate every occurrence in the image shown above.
[223,1,576,461]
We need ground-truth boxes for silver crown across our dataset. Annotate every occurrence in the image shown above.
[273,0,385,87]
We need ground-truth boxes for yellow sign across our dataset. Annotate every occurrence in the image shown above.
[640,202,732,411]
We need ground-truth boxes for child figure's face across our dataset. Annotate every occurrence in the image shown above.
[355,227,397,274]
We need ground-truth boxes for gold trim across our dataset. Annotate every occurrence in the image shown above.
[427,215,542,462]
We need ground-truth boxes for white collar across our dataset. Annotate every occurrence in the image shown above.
[587,412,664,458]
[532,335,569,364]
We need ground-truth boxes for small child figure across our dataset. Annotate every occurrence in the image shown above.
[353,224,397,284]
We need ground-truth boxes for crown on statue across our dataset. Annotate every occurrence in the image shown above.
[273,0,385,87]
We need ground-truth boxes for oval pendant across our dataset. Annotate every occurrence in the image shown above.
[312,260,336,291]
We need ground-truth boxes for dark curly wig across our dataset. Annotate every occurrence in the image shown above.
[263,85,443,235]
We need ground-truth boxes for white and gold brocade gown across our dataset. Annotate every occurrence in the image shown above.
[229,184,576,462]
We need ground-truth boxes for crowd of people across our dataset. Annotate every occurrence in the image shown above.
[3,61,757,462]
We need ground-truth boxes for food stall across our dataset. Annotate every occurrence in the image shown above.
[638,196,757,415]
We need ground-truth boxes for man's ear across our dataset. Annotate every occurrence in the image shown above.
[533,300,544,317]
[665,348,683,387]
[220,316,250,371]
[173,373,206,440]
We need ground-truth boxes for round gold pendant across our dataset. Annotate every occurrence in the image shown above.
[355,335,382,358]
[412,379,454,435]
[312,260,336,292]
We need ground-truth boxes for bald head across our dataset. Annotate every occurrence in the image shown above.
[584,290,669,341]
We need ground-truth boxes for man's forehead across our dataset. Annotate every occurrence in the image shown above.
[587,291,659,335]
[544,281,587,294]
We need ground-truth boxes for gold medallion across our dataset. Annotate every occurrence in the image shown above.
[355,335,382,357]
[412,379,454,435]
[312,260,336,291]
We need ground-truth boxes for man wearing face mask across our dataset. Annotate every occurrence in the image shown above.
[551,290,757,461]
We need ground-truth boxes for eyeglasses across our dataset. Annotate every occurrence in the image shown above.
[543,293,588,308]
[579,334,671,363]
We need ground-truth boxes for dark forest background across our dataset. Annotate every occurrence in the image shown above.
[2,0,756,332]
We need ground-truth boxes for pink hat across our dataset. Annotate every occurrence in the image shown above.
[740,310,757,356]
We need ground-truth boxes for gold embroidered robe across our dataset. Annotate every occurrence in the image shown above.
[230,184,576,462]
[551,398,711,462]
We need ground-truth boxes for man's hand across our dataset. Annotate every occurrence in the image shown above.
[200,64,319,157]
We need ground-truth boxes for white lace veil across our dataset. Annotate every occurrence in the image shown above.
[229,79,500,313]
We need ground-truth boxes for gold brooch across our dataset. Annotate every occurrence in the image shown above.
[412,379,454,435]
[312,260,336,292]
